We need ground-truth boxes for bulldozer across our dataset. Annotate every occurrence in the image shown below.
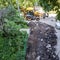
[25,7,43,21]
[21,7,44,21]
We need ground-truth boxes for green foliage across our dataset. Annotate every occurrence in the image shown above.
[0,5,28,60]
[0,30,28,60]
[0,0,39,9]
[4,5,28,28]
[57,11,60,20]
[0,0,16,9]
[39,0,60,12]
[39,0,60,20]
[39,0,58,12]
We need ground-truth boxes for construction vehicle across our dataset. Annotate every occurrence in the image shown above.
[25,7,44,20]
[21,7,44,20]
[21,7,47,20]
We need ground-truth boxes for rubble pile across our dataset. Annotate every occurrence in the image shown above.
[26,22,59,60]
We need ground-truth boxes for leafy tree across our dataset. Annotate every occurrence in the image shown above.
[39,0,58,11]
[39,0,60,20]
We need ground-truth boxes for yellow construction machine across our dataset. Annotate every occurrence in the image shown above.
[21,7,44,20]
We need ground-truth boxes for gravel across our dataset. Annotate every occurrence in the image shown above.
[26,21,59,60]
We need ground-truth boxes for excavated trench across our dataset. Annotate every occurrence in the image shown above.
[25,22,59,60]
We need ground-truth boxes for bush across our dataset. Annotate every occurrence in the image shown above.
[4,5,28,28]
[57,11,60,20]
[0,30,28,60]
[0,5,28,60]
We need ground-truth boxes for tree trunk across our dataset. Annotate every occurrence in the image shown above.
[16,0,20,16]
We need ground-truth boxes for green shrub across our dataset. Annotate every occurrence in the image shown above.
[4,5,28,28]
[57,11,60,20]
[0,18,28,60]
[0,30,28,60]
[0,5,28,60]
